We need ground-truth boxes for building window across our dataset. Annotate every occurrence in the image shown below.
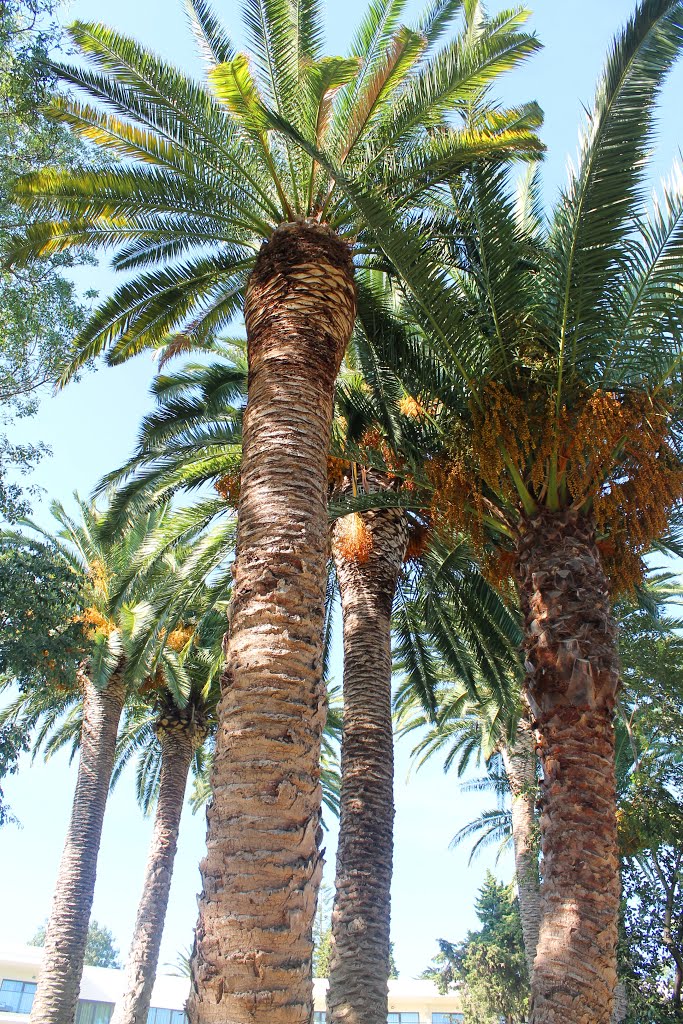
[75,1000,115,1024]
[147,1008,187,1024]
[314,1014,326,1023]
[0,980,37,1014]
[388,1015,420,1023]
[432,1015,464,1023]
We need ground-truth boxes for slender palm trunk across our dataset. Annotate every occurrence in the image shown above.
[188,222,356,1024]
[30,672,126,1024]
[515,509,620,1024]
[327,508,408,1024]
[111,721,198,1024]
[500,716,541,974]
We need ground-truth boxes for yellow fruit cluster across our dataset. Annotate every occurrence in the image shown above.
[403,522,430,563]
[75,606,115,638]
[215,471,241,506]
[326,456,349,490]
[166,625,195,651]
[334,513,373,564]
[431,384,683,592]
[398,395,425,419]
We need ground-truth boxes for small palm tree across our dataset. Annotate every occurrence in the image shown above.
[396,680,540,974]
[5,1,542,1014]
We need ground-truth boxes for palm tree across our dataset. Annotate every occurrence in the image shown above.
[289,4,683,1018]
[327,488,409,1024]
[109,594,222,1024]
[397,680,540,973]
[325,343,521,1022]
[6,3,542,1012]
[1,498,184,1024]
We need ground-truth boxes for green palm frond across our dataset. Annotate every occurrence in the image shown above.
[183,0,236,67]
[450,806,512,864]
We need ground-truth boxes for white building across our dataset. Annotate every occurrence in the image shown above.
[0,946,463,1023]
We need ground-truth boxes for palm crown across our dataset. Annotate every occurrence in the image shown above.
[323,0,683,590]
[4,0,542,373]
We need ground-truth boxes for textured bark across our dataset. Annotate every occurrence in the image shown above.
[612,983,628,1024]
[327,507,408,1024]
[500,716,541,975]
[188,221,356,1024]
[515,509,621,1024]
[30,672,126,1024]
[111,716,200,1024]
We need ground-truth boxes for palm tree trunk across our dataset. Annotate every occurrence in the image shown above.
[500,716,541,975]
[30,671,126,1024]
[515,509,620,1024]
[111,723,196,1024]
[327,508,408,1024]
[188,221,356,1024]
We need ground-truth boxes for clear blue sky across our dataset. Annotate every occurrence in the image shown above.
[3,0,683,981]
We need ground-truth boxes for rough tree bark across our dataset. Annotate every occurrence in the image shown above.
[30,672,126,1024]
[500,715,541,975]
[187,221,356,1024]
[111,711,204,1024]
[327,507,408,1024]
[515,509,621,1024]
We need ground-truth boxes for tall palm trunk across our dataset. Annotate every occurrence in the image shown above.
[327,507,408,1024]
[30,671,126,1024]
[500,716,541,974]
[112,716,201,1024]
[188,222,356,1024]
[515,509,620,1024]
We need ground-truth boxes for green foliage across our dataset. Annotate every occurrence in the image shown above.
[422,873,528,1023]
[313,926,333,979]
[0,720,29,826]
[0,0,90,520]
[0,0,89,408]
[614,602,683,1020]
[388,942,399,980]
[313,883,333,978]
[0,536,86,689]
[30,919,120,968]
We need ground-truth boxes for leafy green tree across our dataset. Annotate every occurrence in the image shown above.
[0,534,86,826]
[422,873,529,1023]
[0,720,28,826]
[611,606,683,1022]
[30,920,120,969]
[0,0,89,521]
[314,928,333,981]
[0,534,86,688]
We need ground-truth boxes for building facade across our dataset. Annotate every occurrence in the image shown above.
[0,946,463,1023]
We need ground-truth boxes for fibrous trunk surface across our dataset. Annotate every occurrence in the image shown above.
[30,672,126,1024]
[111,719,197,1024]
[328,507,408,1024]
[188,222,356,1024]
[515,509,620,1024]
[500,716,541,975]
